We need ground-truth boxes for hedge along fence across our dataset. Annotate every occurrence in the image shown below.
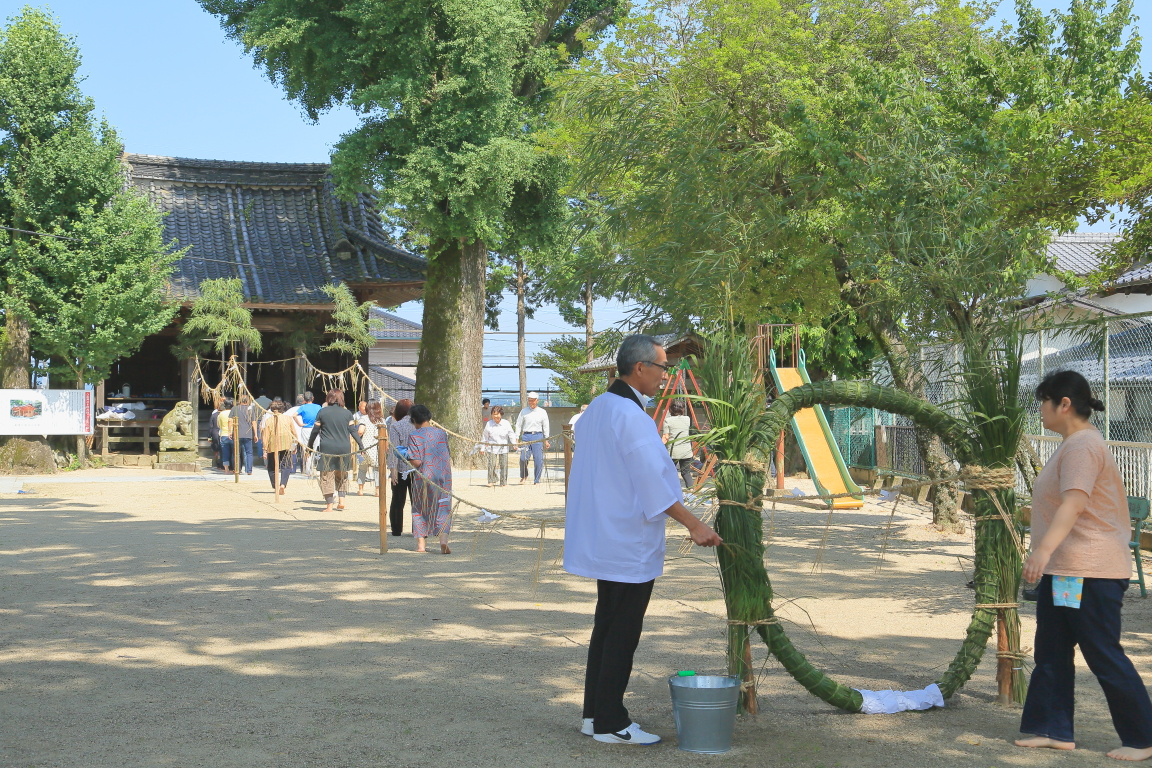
[713,378,1022,712]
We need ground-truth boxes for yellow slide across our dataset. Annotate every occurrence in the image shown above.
[771,354,864,509]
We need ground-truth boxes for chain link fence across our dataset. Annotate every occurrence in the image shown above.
[829,313,1152,496]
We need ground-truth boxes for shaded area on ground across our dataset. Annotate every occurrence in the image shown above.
[1,471,1149,767]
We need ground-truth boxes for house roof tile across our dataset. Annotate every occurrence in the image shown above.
[370,307,423,339]
[1049,232,1119,276]
[123,153,426,307]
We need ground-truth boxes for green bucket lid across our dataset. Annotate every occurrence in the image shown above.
[677,670,697,677]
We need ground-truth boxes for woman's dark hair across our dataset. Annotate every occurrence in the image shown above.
[409,403,432,425]
[269,400,286,413]
[490,405,504,416]
[394,398,412,421]
[326,389,345,408]
[367,400,385,424]
[1035,370,1105,419]
[221,397,233,410]
[670,402,685,416]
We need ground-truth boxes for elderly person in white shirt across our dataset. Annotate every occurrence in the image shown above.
[480,406,516,486]
[514,391,550,484]
[565,335,722,746]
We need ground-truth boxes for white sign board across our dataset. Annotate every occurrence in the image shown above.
[0,389,92,436]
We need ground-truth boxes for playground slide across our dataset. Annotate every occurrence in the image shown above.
[769,350,864,509]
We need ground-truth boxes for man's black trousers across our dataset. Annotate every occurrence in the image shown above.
[582,578,654,734]
[389,473,413,536]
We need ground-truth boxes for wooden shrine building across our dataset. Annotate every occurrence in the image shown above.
[102,153,427,422]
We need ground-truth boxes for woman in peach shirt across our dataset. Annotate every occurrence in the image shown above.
[1016,371,1152,761]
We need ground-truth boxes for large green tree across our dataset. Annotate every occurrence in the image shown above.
[0,7,177,389]
[200,0,623,443]
[555,0,1142,520]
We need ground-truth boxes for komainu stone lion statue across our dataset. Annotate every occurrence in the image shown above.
[158,401,197,451]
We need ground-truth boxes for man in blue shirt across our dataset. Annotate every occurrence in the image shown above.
[297,392,321,477]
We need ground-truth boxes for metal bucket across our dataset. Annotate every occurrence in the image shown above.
[668,674,740,754]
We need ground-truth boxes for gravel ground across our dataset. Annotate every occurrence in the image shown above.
[1,466,1150,767]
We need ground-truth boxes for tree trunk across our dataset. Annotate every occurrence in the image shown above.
[75,372,88,466]
[872,325,961,532]
[585,281,595,364]
[415,236,487,460]
[830,244,960,529]
[1,304,31,388]
[516,256,528,406]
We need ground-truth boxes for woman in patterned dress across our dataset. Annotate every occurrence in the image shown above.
[405,403,453,554]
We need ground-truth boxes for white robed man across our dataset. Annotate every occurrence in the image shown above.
[564,334,722,745]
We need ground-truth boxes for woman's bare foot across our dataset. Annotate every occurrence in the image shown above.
[357,486,364,496]
[337,503,346,510]
[322,504,334,514]
[485,483,494,488]
[1109,746,1152,761]
[278,486,286,495]
[440,542,451,555]
[1016,737,1075,751]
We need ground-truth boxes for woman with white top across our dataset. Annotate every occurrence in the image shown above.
[356,400,386,496]
[481,406,516,487]
[661,402,695,489]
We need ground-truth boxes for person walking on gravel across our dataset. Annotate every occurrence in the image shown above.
[515,392,549,484]
[565,334,722,746]
[1015,370,1152,762]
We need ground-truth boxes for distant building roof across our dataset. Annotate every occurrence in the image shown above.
[577,333,700,373]
[1049,232,1119,276]
[1045,232,1152,294]
[123,153,426,308]
[368,365,416,404]
[1022,318,1152,385]
[370,307,422,339]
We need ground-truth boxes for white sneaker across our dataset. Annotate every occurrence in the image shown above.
[592,722,661,745]
[580,718,594,736]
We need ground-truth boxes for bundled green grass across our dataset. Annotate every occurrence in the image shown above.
[691,332,1021,711]
[956,331,1028,702]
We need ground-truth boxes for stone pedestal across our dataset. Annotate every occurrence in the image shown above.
[157,450,198,464]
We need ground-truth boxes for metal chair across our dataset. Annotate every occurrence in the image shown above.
[1128,496,1149,598]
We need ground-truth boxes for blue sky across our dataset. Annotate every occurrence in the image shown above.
[2,0,1145,394]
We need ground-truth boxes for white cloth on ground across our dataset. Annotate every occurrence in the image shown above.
[856,683,945,714]
[563,387,683,584]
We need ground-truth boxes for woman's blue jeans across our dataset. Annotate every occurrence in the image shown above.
[219,436,234,469]
[1021,574,1152,747]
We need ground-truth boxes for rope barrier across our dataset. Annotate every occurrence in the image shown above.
[193,354,567,454]
[727,617,780,626]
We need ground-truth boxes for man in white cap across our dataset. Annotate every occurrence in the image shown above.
[514,391,549,484]
[565,334,722,745]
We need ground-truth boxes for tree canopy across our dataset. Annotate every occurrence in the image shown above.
[0,7,178,387]
[181,277,262,357]
[200,0,624,441]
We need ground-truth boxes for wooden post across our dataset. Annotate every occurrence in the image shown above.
[272,416,280,503]
[742,633,758,715]
[874,425,887,470]
[563,424,573,495]
[997,610,1012,704]
[775,430,785,490]
[378,423,389,554]
[185,358,200,446]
